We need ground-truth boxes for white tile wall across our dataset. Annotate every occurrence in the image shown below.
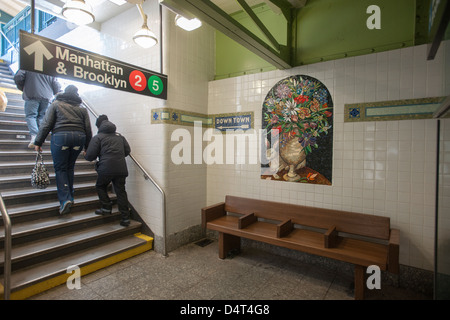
[207,41,450,271]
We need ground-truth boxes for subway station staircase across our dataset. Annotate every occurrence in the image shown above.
[0,61,153,300]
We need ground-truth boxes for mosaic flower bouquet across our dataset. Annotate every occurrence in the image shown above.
[261,75,333,183]
[263,75,332,156]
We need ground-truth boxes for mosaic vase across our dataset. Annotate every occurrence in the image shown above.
[279,137,306,182]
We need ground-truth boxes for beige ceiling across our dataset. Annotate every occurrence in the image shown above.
[0,0,27,17]
[1,0,135,24]
[0,0,271,23]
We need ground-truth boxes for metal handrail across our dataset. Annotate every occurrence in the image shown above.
[433,95,450,119]
[0,193,12,300]
[1,30,19,299]
[0,28,19,54]
[80,98,167,256]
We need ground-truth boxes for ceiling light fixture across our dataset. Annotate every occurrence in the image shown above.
[133,3,158,48]
[108,0,127,5]
[174,14,202,31]
[159,0,202,31]
[61,0,95,25]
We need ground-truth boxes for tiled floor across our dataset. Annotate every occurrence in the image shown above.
[29,239,431,301]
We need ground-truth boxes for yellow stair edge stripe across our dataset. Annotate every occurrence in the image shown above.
[0,87,21,94]
[1,233,153,300]
[134,233,153,242]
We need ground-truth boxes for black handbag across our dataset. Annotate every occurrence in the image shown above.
[31,152,50,189]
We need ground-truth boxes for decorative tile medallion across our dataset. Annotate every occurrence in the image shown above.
[349,107,361,119]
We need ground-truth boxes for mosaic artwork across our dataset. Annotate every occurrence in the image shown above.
[261,75,333,185]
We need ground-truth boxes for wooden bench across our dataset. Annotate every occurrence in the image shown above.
[201,195,400,300]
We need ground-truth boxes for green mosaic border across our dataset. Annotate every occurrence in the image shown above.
[151,108,254,131]
[345,97,446,122]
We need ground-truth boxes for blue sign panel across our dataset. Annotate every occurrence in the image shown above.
[214,114,252,131]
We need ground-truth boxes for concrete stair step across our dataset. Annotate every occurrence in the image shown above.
[0,206,120,240]
[0,150,70,162]
[0,81,17,90]
[0,159,94,175]
[0,111,25,121]
[0,129,30,140]
[0,122,30,134]
[0,194,112,224]
[0,182,99,207]
[0,139,50,150]
[0,170,97,190]
[0,233,152,299]
[0,220,142,269]
[0,156,93,167]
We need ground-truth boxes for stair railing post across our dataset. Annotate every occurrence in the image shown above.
[31,0,35,34]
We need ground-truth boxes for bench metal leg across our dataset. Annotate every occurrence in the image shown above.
[218,232,240,259]
[354,265,366,300]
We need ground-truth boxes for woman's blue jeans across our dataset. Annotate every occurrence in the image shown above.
[51,131,86,206]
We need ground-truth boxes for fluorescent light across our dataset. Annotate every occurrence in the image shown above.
[175,14,202,31]
[108,0,127,5]
[62,0,95,25]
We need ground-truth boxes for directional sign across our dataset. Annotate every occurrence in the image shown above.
[214,114,252,131]
[23,39,53,71]
[19,30,167,100]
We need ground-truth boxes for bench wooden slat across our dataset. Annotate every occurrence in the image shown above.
[225,195,391,240]
[201,202,225,227]
[277,219,293,238]
[206,216,389,269]
[209,215,278,239]
[324,225,338,248]
[239,212,257,229]
[388,229,400,273]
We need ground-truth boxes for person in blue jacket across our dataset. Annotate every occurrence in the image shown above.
[14,70,61,148]
[84,115,132,227]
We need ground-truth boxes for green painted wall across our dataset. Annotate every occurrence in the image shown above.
[295,0,415,65]
[215,0,419,79]
[215,3,285,79]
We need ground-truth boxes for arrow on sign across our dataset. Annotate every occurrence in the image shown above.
[23,40,53,71]
[217,124,250,130]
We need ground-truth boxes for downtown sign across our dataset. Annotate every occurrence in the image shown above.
[19,30,167,100]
